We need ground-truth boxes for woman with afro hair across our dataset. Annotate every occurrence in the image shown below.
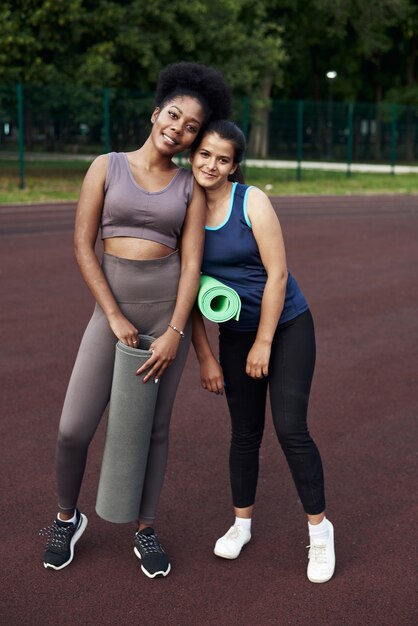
[40,62,231,579]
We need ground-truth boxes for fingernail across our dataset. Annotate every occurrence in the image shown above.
[154,379,159,384]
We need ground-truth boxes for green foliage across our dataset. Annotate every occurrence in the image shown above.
[271,0,417,104]
[1,0,417,117]
[0,0,85,83]
[0,0,286,94]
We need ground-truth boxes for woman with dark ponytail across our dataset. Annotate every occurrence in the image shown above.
[40,62,231,579]
[191,120,335,584]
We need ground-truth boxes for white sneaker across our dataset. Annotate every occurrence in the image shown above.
[307,519,335,583]
[214,525,251,559]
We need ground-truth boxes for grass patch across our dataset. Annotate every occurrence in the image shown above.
[244,167,418,195]
[0,159,91,203]
[1,159,418,204]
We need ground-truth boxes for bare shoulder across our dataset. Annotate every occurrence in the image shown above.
[247,185,269,202]
[87,153,109,175]
[80,154,109,190]
[246,185,277,222]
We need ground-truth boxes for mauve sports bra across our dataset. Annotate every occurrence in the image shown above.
[101,152,194,248]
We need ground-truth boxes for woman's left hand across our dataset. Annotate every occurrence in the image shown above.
[246,341,271,379]
[136,329,181,383]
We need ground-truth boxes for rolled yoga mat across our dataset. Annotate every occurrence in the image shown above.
[96,335,159,523]
[197,274,241,323]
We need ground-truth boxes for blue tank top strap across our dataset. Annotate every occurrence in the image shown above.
[224,182,254,229]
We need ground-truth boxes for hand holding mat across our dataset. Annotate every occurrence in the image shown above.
[197,274,241,323]
[96,335,159,524]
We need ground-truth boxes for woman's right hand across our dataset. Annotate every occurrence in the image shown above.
[200,356,224,395]
[108,311,139,348]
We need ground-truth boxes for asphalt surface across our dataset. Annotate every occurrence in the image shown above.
[1,195,417,625]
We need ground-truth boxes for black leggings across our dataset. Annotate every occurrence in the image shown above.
[219,310,325,515]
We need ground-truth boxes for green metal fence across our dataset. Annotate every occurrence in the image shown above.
[1,83,418,189]
[268,99,415,167]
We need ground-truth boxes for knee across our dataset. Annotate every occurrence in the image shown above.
[231,429,263,454]
[149,413,170,447]
[57,427,90,453]
[275,422,312,451]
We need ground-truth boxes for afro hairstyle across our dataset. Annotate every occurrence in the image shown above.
[154,61,231,123]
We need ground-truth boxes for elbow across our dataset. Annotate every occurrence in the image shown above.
[74,233,94,268]
[73,234,81,258]
[280,269,288,292]
[180,258,202,280]
[268,268,288,293]
[271,268,288,285]
[73,235,85,265]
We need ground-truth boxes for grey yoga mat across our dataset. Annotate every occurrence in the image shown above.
[96,335,159,523]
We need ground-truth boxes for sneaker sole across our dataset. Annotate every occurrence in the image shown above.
[307,570,335,584]
[214,537,251,560]
[133,547,171,578]
[44,514,88,571]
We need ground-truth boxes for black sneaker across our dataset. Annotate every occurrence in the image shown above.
[40,509,88,570]
[134,527,171,578]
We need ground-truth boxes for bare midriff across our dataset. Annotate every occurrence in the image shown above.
[104,237,175,261]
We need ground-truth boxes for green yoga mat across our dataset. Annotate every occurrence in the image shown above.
[96,335,159,524]
[197,274,241,323]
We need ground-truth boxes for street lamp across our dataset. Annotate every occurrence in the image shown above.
[326,71,337,160]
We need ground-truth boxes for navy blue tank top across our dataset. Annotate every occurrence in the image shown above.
[201,182,308,331]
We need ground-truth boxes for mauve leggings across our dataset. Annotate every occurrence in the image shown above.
[56,251,191,524]
[219,309,326,515]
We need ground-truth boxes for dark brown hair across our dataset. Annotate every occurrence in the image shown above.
[199,119,246,183]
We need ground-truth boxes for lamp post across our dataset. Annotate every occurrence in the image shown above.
[326,70,337,160]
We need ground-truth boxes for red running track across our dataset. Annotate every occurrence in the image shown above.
[0,196,417,625]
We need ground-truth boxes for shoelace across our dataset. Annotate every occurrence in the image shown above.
[307,542,327,563]
[135,533,165,555]
[39,521,74,551]
[226,526,243,540]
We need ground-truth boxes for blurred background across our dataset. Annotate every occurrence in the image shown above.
[1,0,418,199]
[2,5,417,626]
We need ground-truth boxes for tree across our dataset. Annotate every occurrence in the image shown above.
[189,0,286,157]
[0,0,85,83]
[0,1,288,157]
[2,0,417,160]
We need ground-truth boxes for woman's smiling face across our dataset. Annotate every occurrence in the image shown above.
[191,132,237,190]
[151,96,204,155]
